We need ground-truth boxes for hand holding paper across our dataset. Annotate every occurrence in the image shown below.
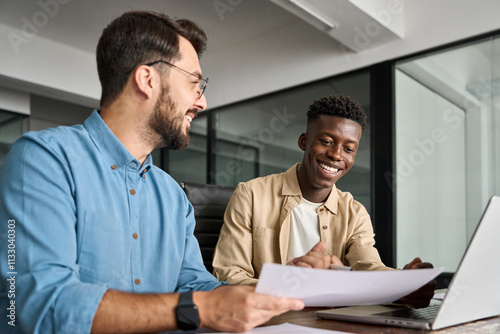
[256,263,443,307]
[398,257,438,308]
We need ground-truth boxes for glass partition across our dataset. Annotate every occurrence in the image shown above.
[395,36,500,271]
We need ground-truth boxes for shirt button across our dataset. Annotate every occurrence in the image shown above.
[323,225,328,230]
[132,233,139,239]
[319,208,325,212]
[111,165,117,170]
[130,189,136,195]
[135,278,141,285]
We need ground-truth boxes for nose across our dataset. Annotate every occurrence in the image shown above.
[327,144,343,161]
[195,93,207,111]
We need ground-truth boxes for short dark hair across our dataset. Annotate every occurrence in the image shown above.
[307,94,367,129]
[96,11,207,107]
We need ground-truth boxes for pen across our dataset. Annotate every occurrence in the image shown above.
[330,264,352,271]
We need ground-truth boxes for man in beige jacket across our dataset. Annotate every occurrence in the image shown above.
[213,94,436,308]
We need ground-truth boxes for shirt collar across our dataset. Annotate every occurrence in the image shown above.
[282,162,338,214]
[84,110,152,171]
[282,163,302,196]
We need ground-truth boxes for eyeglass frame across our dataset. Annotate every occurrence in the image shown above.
[144,60,208,99]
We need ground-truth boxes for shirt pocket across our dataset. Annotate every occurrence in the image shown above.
[77,211,129,287]
[253,227,279,270]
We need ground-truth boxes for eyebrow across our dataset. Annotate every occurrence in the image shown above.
[176,55,203,79]
[179,65,202,80]
[186,68,202,80]
[320,132,359,145]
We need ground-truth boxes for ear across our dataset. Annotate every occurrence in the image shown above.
[298,132,307,151]
[134,65,156,100]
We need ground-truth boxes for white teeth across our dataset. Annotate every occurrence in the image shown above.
[185,115,193,123]
[319,162,338,173]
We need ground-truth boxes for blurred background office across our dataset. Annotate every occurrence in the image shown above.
[1,0,498,275]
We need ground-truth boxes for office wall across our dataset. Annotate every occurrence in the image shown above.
[0,22,98,109]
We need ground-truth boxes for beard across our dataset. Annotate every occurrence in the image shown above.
[148,84,190,150]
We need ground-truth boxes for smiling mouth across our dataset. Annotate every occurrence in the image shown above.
[318,162,339,173]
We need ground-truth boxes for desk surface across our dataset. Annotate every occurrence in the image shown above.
[263,308,500,333]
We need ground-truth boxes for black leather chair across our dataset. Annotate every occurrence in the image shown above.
[180,181,235,274]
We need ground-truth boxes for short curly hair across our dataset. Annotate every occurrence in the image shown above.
[307,94,367,129]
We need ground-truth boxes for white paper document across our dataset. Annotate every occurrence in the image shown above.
[256,263,443,307]
[248,323,351,333]
[205,323,352,334]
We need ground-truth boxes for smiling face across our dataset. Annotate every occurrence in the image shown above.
[297,115,362,202]
[148,36,207,150]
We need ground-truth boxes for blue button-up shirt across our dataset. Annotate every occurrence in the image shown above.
[0,110,223,334]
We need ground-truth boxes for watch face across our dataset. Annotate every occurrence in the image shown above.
[177,304,200,330]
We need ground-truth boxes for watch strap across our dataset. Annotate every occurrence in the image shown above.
[176,291,200,330]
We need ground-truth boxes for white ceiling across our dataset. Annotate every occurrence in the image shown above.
[0,0,299,55]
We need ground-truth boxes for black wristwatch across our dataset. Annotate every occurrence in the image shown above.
[175,291,200,330]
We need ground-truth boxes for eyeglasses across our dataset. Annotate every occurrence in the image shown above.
[145,60,208,99]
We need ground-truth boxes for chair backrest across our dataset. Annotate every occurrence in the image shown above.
[180,181,234,274]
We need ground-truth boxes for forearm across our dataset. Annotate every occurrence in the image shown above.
[226,274,259,285]
[91,290,179,333]
[345,209,390,271]
[346,238,390,271]
[213,262,259,284]
[94,280,306,334]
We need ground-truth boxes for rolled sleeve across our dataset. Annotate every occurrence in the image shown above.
[345,206,390,271]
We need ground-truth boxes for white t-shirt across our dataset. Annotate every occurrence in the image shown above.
[286,198,323,263]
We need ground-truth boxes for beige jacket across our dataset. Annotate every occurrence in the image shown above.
[213,163,389,285]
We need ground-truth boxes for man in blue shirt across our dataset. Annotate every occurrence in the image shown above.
[0,11,304,333]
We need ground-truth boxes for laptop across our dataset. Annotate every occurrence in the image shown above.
[317,195,500,330]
